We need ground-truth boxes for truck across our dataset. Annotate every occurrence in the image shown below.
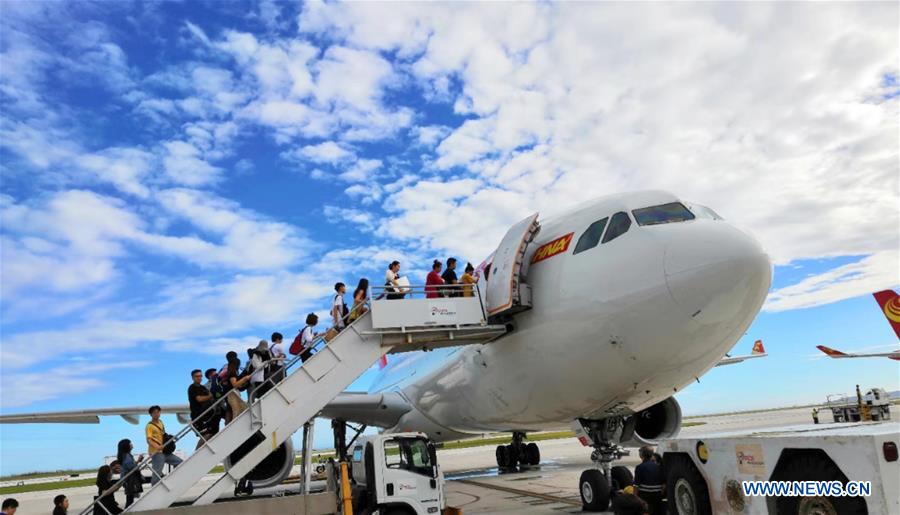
[349,432,451,515]
[657,421,899,515]
[825,387,892,423]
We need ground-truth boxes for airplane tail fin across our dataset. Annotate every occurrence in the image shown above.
[751,340,765,355]
[816,345,847,358]
[873,289,900,340]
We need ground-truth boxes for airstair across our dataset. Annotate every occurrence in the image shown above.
[82,285,506,514]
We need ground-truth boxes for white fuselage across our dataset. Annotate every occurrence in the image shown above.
[369,191,772,442]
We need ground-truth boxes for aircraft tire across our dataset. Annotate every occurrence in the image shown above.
[579,469,610,511]
[505,444,519,468]
[525,442,540,465]
[495,445,509,469]
[610,465,633,489]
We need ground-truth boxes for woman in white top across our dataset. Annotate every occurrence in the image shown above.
[248,340,269,401]
[385,260,404,299]
[299,313,319,363]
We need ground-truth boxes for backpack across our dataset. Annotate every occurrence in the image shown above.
[162,432,176,454]
[290,328,306,355]
[210,373,227,398]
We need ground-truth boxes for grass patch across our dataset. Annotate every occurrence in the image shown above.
[0,478,96,495]
[1,469,93,482]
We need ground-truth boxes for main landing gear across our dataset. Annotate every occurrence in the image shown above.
[495,431,541,470]
[574,417,634,512]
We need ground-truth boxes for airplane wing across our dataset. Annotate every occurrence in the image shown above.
[812,290,900,361]
[816,345,900,361]
[715,340,767,367]
[0,405,192,425]
[0,392,411,428]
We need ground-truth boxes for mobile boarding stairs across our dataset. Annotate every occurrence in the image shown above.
[81,212,541,514]
[82,285,509,514]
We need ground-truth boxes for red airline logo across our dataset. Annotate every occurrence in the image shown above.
[531,233,574,264]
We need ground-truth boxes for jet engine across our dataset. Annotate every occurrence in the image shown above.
[627,397,682,445]
[224,434,295,489]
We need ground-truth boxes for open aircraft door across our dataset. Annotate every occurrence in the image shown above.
[485,212,540,318]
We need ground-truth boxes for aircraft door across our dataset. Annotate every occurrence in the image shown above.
[485,213,540,318]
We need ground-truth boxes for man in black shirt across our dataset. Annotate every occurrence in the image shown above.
[634,446,665,515]
[188,369,214,449]
[441,257,459,297]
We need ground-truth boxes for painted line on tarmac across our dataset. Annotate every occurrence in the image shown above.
[454,479,582,507]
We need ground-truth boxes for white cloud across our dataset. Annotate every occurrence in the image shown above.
[162,140,223,186]
[296,141,354,164]
[184,21,211,46]
[297,2,898,269]
[763,251,900,312]
[340,158,382,182]
[0,361,152,408]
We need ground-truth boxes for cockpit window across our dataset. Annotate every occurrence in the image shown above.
[602,212,631,243]
[632,202,696,226]
[688,203,723,220]
[573,217,608,255]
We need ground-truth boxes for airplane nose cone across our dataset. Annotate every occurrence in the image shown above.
[665,222,771,326]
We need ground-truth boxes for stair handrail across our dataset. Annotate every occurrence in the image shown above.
[78,300,372,515]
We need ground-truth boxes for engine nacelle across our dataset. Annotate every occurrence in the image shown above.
[224,434,294,489]
[626,397,682,445]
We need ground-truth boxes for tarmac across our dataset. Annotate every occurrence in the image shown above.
[8,406,832,515]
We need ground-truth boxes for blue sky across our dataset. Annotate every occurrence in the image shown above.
[1,2,898,476]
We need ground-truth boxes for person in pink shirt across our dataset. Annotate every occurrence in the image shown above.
[425,259,445,298]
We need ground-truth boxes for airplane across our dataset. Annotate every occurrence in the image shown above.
[714,339,767,366]
[816,289,900,361]
[0,190,772,511]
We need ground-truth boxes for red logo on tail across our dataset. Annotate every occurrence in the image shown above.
[873,290,900,340]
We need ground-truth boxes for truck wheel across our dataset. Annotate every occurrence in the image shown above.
[773,453,866,515]
[666,455,712,515]
[610,465,633,490]
[495,445,509,469]
[579,469,610,511]
[525,442,540,465]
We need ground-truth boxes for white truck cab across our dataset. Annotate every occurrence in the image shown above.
[350,432,447,515]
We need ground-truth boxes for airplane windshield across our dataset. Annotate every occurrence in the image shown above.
[632,202,695,226]
[688,203,723,220]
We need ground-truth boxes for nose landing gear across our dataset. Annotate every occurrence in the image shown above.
[495,431,541,470]
[574,417,633,512]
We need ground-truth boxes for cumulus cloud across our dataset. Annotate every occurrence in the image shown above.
[2,2,897,410]
[764,251,900,312]
[0,361,151,408]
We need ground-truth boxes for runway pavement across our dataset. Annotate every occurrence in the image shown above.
[6,406,835,514]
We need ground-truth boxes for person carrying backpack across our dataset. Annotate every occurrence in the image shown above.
[247,340,271,401]
[220,351,250,423]
[332,283,349,331]
[290,313,320,363]
[146,406,182,485]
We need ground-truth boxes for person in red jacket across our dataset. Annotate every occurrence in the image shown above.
[425,260,445,298]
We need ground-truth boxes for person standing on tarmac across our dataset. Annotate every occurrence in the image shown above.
[812,407,820,424]
[52,495,69,515]
[634,446,665,515]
